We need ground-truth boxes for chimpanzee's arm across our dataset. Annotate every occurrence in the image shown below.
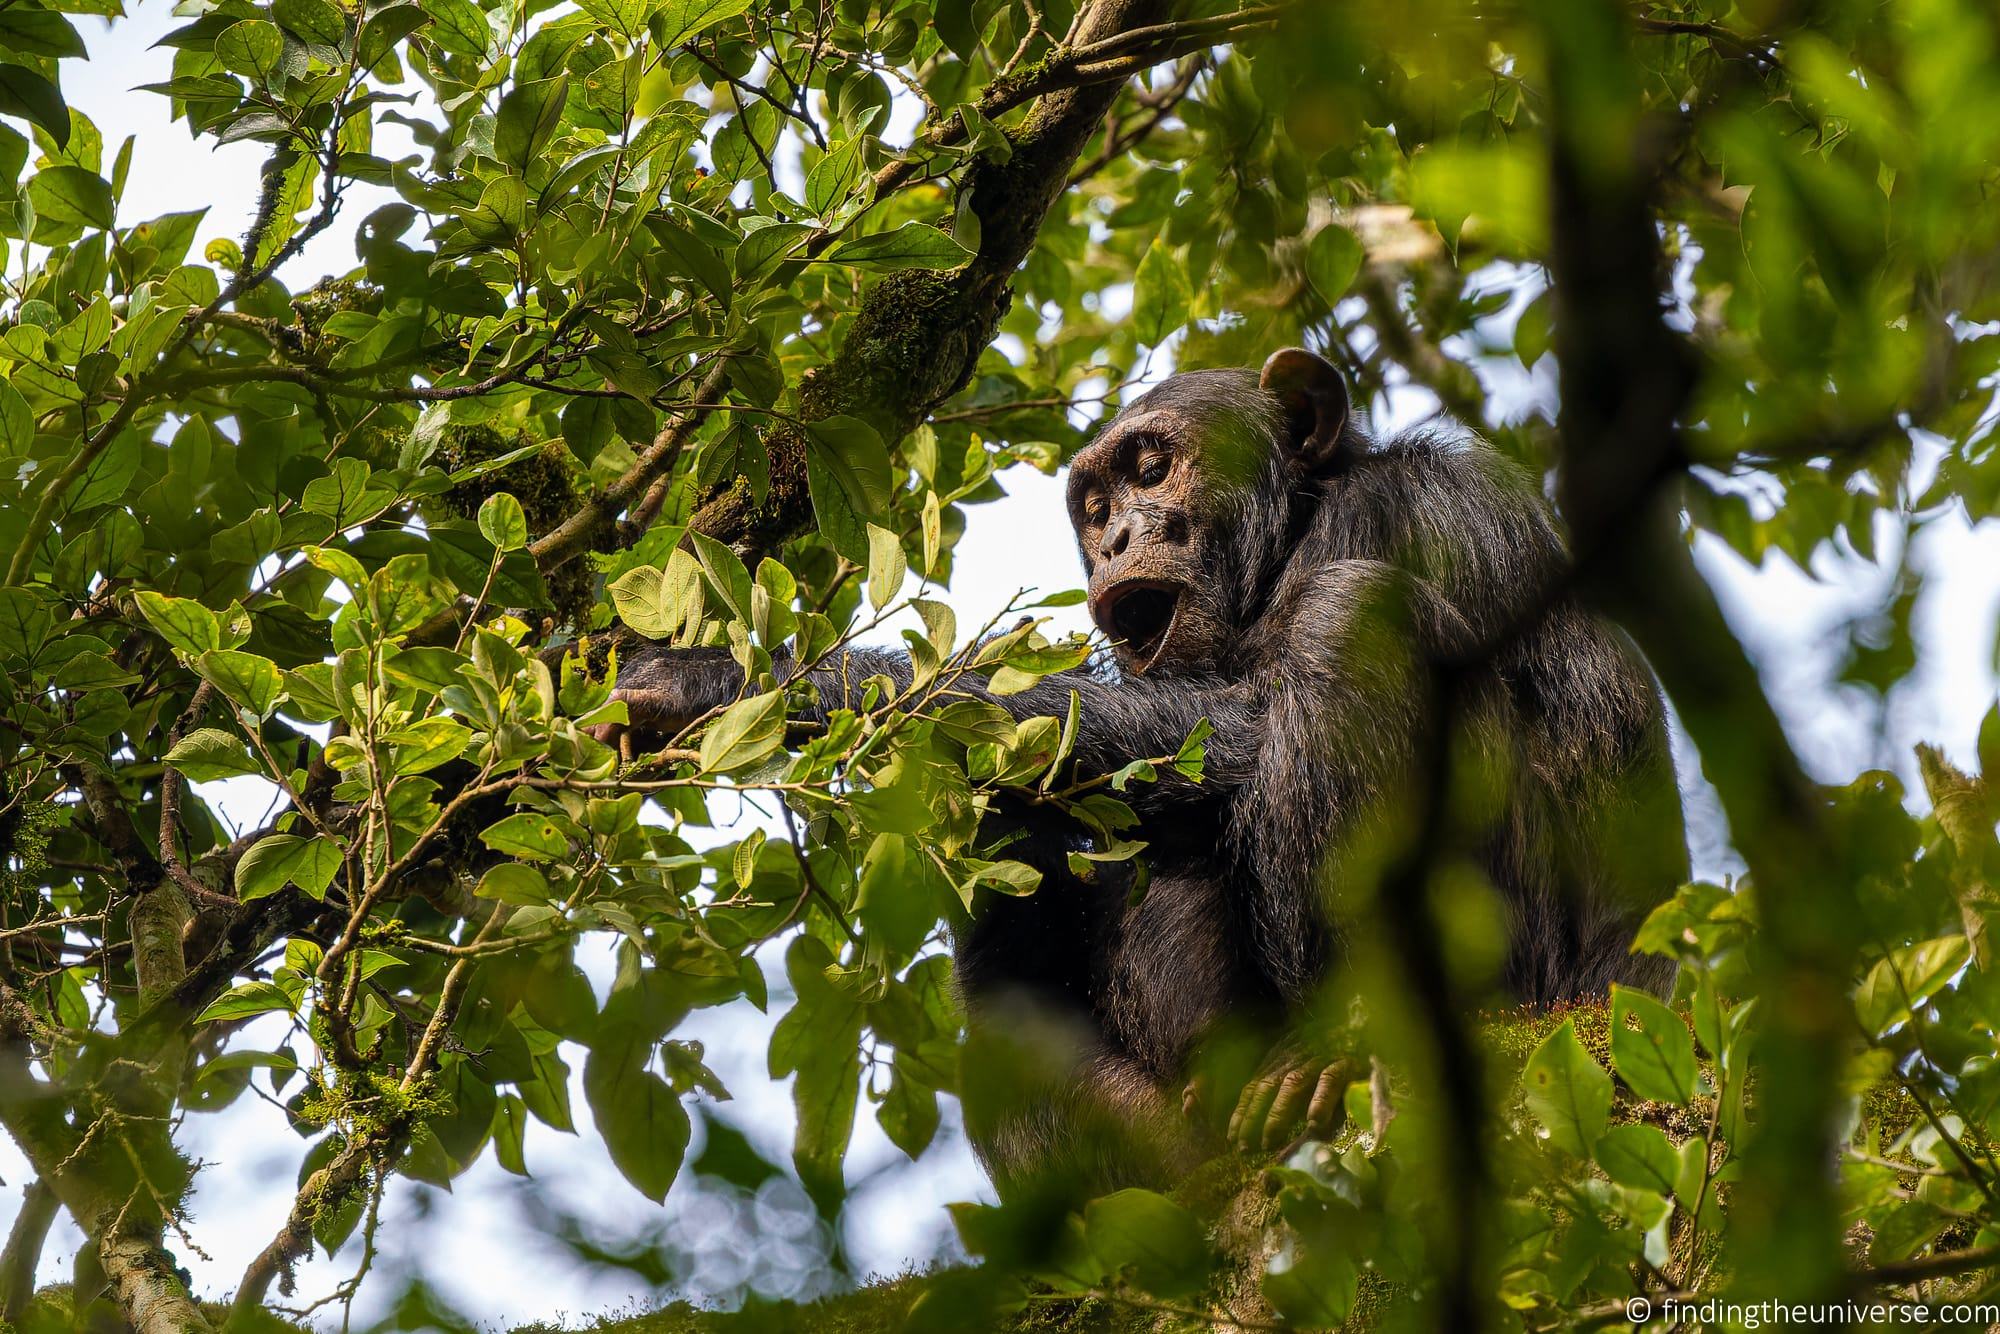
[607,642,1265,801]
[1231,557,1485,999]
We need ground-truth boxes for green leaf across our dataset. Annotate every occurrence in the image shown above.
[198,649,284,716]
[1133,238,1192,347]
[1409,142,1548,254]
[302,544,370,595]
[648,215,733,309]
[477,492,528,551]
[27,165,112,230]
[823,223,974,273]
[856,833,930,958]
[806,139,863,218]
[0,380,32,456]
[650,0,753,49]
[364,553,449,637]
[608,551,703,640]
[1515,287,1552,368]
[0,11,84,59]
[769,937,863,1207]
[493,1093,529,1176]
[358,3,430,70]
[193,1049,299,1087]
[420,0,492,57]
[866,524,906,611]
[273,0,348,46]
[966,858,1041,895]
[878,1057,941,1159]
[686,529,753,625]
[584,1051,690,1202]
[0,64,68,149]
[1305,224,1365,303]
[214,19,285,83]
[1520,1016,1611,1157]
[1855,936,1972,1036]
[383,717,473,775]
[735,220,812,285]
[480,812,572,862]
[577,0,660,38]
[495,75,569,173]
[752,558,798,648]
[699,690,786,773]
[935,0,981,60]
[1083,1189,1211,1298]
[302,458,398,527]
[235,833,341,902]
[804,415,892,515]
[477,863,552,905]
[1594,1123,1681,1196]
[806,452,867,564]
[1609,985,1699,1106]
[195,981,298,1024]
[164,727,262,782]
[383,646,470,695]
[135,596,221,656]
[956,102,1012,163]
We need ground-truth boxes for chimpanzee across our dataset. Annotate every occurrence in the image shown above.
[600,348,1685,1195]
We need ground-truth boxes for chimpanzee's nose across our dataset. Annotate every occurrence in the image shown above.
[1100,514,1139,561]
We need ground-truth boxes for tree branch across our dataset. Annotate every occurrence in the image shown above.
[530,361,732,569]
[1538,0,1855,1300]
[869,6,1280,204]
[230,1139,373,1322]
[1067,55,1205,188]
[99,1230,214,1334]
[0,1179,58,1321]
[1355,266,1492,428]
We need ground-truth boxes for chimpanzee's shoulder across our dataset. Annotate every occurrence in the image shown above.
[1351,427,1540,499]
[1328,429,1552,540]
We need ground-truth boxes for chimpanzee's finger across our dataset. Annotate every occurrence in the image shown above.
[1305,1065,1346,1138]
[1263,1064,1319,1150]
[1228,1072,1281,1150]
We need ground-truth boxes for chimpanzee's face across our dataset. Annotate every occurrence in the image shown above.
[1065,354,1352,676]
[1066,371,1283,676]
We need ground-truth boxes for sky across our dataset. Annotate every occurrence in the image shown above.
[3,9,1999,1328]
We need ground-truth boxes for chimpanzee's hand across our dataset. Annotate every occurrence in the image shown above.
[1224,1045,1357,1153]
[587,645,743,756]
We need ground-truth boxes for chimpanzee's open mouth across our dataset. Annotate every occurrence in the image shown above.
[1092,580,1183,665]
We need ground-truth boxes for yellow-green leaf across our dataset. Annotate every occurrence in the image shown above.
[699,690,786,773]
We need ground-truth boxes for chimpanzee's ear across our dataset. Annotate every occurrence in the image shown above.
[1259,347,1351,472]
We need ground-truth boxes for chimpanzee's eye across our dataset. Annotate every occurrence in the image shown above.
[1085,496,1110,525]
[1137,454,1170,487]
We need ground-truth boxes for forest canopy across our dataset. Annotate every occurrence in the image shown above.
[1,0,1999,1330]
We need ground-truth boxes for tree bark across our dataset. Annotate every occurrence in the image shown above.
[99,1230,214,1334]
